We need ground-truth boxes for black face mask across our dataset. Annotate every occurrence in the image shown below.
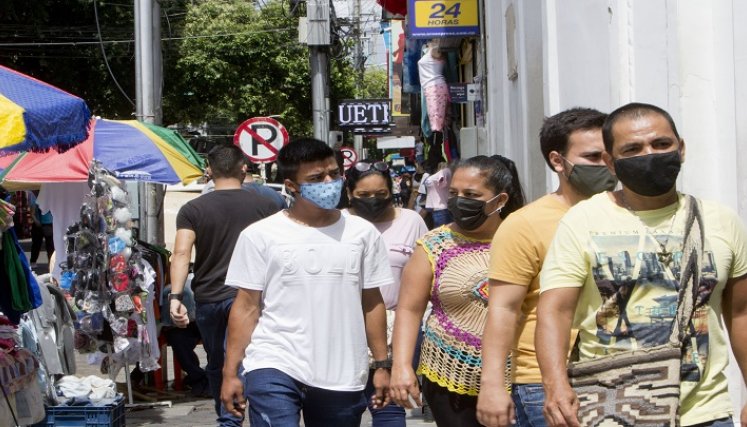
[566,164,618,197]
[613,151,681,197]
[447,196,499,231]
[351,197,391,221]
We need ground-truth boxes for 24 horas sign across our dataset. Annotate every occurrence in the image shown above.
[408,0,480,39]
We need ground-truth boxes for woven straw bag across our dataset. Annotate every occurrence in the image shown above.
[567,196,703,427]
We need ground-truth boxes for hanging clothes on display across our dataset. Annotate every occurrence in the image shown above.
[36,182,91,282]
[419,45,450,132]
[27,277,76,377]
[0,315,45,426]
[0,229,43,324]
[404,38,428,94]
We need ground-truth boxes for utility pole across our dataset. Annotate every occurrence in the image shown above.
[353,0,364,154]
[135,0,164,245]
[306,0,331,144]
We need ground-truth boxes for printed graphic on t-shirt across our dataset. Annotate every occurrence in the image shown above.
[277,242,361,282]
[589,232,718,382]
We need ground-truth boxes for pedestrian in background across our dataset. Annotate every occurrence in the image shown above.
[28,190,54,269]
[477,108,614,427]
[345,160,428,427]
[422,161,452,228]
[390,155,525,426]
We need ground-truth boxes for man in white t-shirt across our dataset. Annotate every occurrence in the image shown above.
[221,138,393,427]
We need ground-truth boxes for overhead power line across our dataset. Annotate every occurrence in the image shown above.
[0,27,295,47]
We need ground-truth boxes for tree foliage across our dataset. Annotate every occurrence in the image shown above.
[166,0,357,138]
[1,0,362,140]
[0,0,144,118]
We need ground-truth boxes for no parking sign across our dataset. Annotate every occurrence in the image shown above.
[234,117,290,163]
[341,147,358,170]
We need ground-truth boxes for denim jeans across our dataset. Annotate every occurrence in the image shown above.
[243,368,367,427]
[511,384,547,427]
[365,370,406,427]
[431,209,453,227]
[195,298,242,427]
[691,417,733,427]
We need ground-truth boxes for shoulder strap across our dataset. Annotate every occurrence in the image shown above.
[669,195,704,345]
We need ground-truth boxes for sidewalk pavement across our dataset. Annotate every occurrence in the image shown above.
[74,351,434,427]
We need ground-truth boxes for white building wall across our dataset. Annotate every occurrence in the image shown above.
[483,0,747,420]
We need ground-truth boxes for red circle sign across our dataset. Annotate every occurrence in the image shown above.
[234,117,290,163]
[341,148,358,170]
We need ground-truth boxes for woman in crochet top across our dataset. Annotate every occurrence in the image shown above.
[390,155,525,426]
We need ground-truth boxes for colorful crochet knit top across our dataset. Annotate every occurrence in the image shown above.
[416,226,493,396]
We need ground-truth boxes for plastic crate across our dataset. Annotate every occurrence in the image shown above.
[33,396,125,427]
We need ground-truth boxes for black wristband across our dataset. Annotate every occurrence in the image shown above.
[370,359,392,370]
[168,293,184,302]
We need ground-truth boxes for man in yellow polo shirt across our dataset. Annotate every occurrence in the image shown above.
[477,108,616,427]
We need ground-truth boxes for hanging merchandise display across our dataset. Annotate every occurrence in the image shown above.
[0,315,46,426]
[60,161,159,377]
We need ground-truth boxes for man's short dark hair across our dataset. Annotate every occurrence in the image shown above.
[539,107,607,168]
[206,144,245,180]
[602,102,680,153]
[277,137,335,181]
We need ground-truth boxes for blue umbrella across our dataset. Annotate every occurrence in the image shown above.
[0,64,91,154]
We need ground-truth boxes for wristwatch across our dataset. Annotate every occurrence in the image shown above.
[168,293,184,302]
[370,359,392,370]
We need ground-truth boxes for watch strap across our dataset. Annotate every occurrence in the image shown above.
[370,359,392,370]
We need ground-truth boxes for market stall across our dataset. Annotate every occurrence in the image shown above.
[0,115,204,424]
[0,64,92,426]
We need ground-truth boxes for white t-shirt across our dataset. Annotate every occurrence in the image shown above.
[342,208,428,309]
[225,211,394,391]
[36,182,91,281]
[424,168,451,210]
[418,48,446,89]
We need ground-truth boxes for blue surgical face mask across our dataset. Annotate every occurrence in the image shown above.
[298,178,343,210]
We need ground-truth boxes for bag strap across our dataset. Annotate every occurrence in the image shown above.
[668,195,704,346]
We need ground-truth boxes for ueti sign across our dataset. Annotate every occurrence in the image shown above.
[408,0,480,39]
[234,117,289,163]
[337,99,391,128]
[340,147,358,170]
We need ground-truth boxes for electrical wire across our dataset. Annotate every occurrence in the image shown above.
[0,27,296,47]
[94,0,136,107]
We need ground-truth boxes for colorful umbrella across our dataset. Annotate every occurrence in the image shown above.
[0,64,91,154]
[0,119,204,190]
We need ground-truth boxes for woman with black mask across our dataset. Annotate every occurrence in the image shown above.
[344,160,428,427]
[389,155,525,426]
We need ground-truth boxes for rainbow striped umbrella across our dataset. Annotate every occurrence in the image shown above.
[0,64,91,154]
[0,119,204,190]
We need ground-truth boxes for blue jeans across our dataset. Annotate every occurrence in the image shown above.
[431,209,453,227]
[691,418,733,427]
[511,384,547,427]
[365,370,406,427]
[195,298,242,427]
[244,368,367,427]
